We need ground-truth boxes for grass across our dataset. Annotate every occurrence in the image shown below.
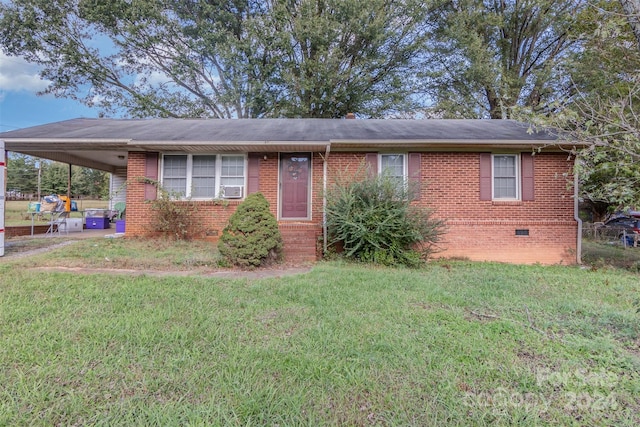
[4,238,223,271]
[582,240,640,272]
[5,200,108,226]
[1,240,639,425]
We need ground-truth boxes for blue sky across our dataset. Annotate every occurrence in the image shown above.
[0,52,101,131]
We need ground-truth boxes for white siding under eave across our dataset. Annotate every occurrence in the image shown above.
[109,171,127,210]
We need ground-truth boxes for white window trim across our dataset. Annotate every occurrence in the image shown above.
[160,153,247,200]
[491,153,520,201]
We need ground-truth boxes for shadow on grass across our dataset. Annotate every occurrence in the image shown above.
[3,237,71,255]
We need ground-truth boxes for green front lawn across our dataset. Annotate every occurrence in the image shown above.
[0,244,639,425]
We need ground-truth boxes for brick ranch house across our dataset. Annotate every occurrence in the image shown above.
[1,118,581,264]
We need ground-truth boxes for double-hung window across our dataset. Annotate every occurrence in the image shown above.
[191,155,217,198]
[492,154,519,200]
[380,154,406,185]
[220,156,245,187]
[161,154,245,199]
[480,152,533,202]
[163,155,189,196]
[366,152,422,201]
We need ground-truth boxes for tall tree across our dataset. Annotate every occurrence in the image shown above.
[424,0,586,119]
[569,1,640,204]
[0,0,431,118]
[7,153,39,195]
[521,1,640,213]
[72,167,109,199]
[267,0,430,117]
[40,162,70,195]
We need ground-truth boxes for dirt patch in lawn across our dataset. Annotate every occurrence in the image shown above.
[2,237,313,280]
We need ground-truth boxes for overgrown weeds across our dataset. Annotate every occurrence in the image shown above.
[144,180,203,240]
[582,239,640,272]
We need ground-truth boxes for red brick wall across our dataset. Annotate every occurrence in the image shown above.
[126,152,153,236]
[425,152,576,264]
[257,153,279,213]
[125,152,323,262]
[326,151,578,265]
[419,152,574,220]
[127,152,263,239]
[125,150,578,264]
[5,225,50,238]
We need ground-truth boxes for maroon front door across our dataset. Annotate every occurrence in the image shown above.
[280,153,311,219]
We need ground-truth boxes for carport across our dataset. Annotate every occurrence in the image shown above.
[1,120,130,218]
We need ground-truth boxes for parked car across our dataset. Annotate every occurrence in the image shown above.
[601,216,640,246]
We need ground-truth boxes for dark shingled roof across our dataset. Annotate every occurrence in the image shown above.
[1,118,569,172]
[0,118,556,142]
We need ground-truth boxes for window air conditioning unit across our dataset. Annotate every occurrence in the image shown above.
[221,186,243,199]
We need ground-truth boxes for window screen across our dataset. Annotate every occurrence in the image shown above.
[191,155,216,197]
[220,155,245,187]
[380,154,405,190]
[493,155,517,199]
[163,155,187,196]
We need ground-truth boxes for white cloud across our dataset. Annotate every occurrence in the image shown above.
[0,52,50,92]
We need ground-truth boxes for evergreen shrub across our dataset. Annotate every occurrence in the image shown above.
[218,193,283,268]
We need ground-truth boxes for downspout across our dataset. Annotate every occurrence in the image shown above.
[322,144,331,255]
[574,158,582,264]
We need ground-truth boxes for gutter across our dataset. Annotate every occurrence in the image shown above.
[574,159,582,264]
[322,144,331,255]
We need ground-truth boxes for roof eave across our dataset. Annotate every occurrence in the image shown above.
[129,140,331,152]
[330,139,582,151]
[11,150,121,173]
[2,138,131,152]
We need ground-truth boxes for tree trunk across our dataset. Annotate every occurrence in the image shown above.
[620,0,640,50]
[486,87,503,119]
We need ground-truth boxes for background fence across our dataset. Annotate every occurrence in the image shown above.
[582,222,639,248]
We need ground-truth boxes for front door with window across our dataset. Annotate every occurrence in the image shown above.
[280,153,311,219]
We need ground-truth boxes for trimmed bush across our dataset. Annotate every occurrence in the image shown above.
[326,173,445,267]
[218,193,283,268]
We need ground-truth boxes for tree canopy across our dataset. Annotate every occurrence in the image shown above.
[520,0,640,214]
[621,0,640,47]
[0,0,431,118]
[423,0,587,119]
